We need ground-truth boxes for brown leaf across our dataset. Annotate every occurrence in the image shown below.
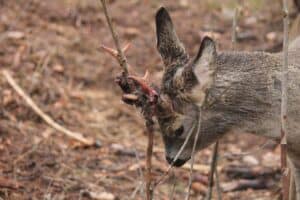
[82,190,115,200]
[6,31,25,39]
[191,182,207,195]
[53,64,65,73]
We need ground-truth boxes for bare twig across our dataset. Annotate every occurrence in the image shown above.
[281,0,290,199]
[130,182,143,200]
[2,70,94,146]
[130,148,145,199]
[169,171,177,200]
[221,178,272,192]
[99,0,129,75]
[205,142,220,200]
[215,164,222,200]
[221,140,273,160]
[231,7,239,50]
[145,121,154,200]
[185,111,202,200]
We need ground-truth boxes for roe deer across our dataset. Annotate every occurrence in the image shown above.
[153,7,300,199]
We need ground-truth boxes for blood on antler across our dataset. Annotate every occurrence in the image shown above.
[101,44,159,110]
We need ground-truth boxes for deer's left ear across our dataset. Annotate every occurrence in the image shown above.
[193,36,217,91]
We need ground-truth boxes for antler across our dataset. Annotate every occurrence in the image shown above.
[101,44,158,105]
[100,43,131,57]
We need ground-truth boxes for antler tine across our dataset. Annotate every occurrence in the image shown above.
[101,42,131,58]
[101,43,137,75]
[128,71,158,103]
[122,42,131,53]
[143,69,149,81]
[100,45,119,58]
[101,43,156,101]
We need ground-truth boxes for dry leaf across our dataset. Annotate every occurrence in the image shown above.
[53,64,65,73]
[6,31,25,39]
[191,182,206,195]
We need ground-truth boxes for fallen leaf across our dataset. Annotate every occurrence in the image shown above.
[266,32,277,42]
[82,190,115,200]
[6,31,25,39]
[243,155,259,166]
[53,64,65,73]
[191,182,206,195]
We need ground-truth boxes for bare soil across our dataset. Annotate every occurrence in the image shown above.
[0,0,296,199]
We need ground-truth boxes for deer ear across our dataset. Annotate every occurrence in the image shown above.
[193,36,217,91]
[155,7,188,68]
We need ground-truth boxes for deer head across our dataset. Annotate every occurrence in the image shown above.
[103,7,217,168]
[155,7,217,167]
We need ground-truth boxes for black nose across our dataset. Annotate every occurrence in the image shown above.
[165,156,188,167]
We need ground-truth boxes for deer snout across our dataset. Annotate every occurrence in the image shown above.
[165,156,189,167]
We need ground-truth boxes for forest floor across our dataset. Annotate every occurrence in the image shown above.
[0,0,297,199]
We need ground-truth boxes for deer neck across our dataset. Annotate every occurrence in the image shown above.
[195,51,283,150]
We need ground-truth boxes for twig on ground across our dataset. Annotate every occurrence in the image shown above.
[224,165,280,179]
[281,0,290,199]
[221,178,273,192]
[130,181,143,200]
[2,70,94,146]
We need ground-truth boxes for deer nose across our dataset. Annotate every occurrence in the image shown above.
[165,156,188,167]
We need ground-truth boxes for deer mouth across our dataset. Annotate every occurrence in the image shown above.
[165,156,190,167]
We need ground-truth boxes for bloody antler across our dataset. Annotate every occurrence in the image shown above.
[101,44,158,105]
[99,1,158,199]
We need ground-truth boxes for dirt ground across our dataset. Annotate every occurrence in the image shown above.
[0,0,298,199]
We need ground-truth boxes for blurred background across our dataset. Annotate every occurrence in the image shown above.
[0,0,299,199]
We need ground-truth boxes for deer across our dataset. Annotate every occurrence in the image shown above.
[102,6,300,200]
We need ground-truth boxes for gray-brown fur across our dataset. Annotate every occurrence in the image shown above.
[154,7,300,199]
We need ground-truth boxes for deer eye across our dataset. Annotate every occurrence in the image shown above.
[174,126,184,137]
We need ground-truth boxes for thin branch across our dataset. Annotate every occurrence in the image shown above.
[231,7,239,50]
[215,164,222,200]
[145,121,154,200]
[205,142,219,200]
[99,0,129,75]
[281,0,290,199]
[2,70,94,145]
[169,171,177,200]
[185,111,202,200]
[130,148,145,199]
